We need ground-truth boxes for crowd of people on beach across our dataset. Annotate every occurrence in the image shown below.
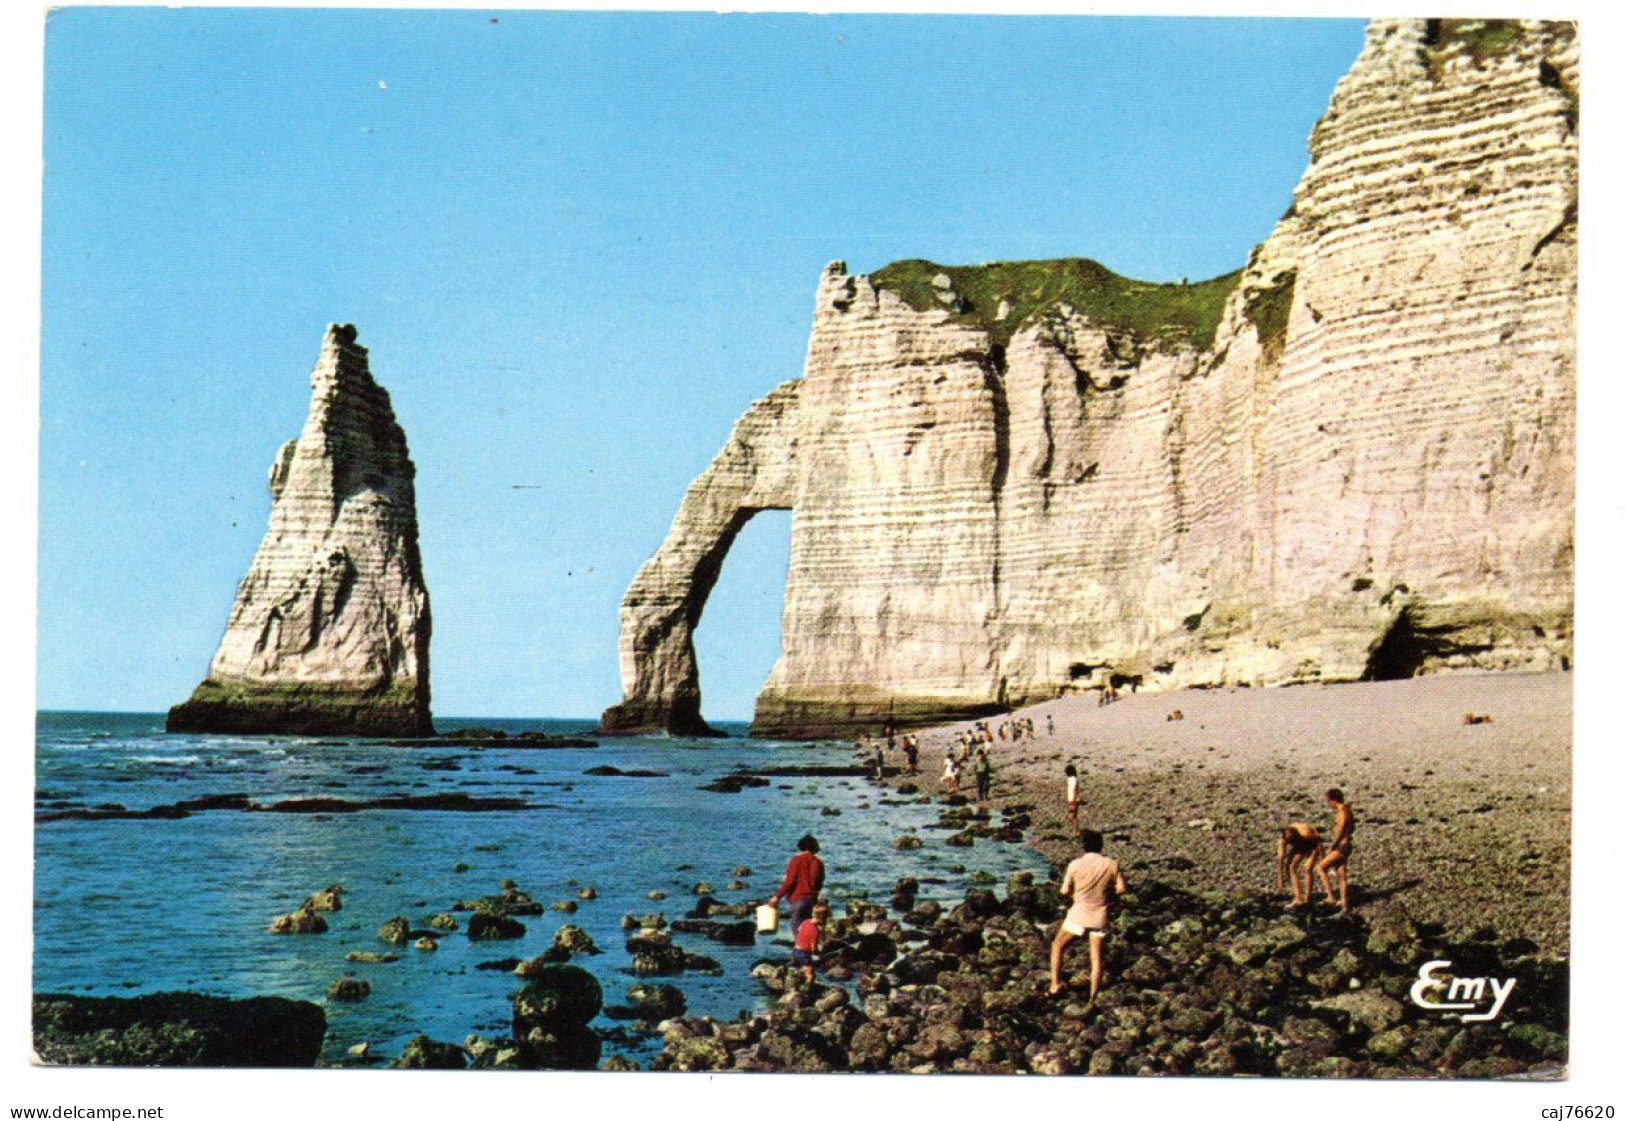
[775,701,1358,1006]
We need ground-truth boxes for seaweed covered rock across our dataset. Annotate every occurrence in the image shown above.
[394,1034,467,1069]
[33,992,325,1068]
[512,965,604,1070]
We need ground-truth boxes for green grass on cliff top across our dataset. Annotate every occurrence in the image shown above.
[868,257,1242,351]
[1426,19,1523,61]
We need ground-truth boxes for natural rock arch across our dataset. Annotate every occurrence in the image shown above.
[598,382,800,736]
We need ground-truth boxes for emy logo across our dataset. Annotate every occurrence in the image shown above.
[1409,959,1517,1023]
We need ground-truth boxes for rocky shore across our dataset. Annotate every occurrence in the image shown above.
[897,672,1573,953]
[648,871,1566,1077]
[37,674,1568,1076]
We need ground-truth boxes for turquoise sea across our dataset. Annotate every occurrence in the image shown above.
[33,712,1044,1064]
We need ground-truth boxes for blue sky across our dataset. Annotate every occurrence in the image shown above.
[39,9,1365,720]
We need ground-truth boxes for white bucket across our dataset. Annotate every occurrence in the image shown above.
[755,903,780,935]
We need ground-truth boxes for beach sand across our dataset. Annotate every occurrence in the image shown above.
[890,671,1571,954]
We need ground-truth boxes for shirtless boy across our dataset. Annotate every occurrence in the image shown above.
[1275,822,1323,906]
[1315,788,1356,913]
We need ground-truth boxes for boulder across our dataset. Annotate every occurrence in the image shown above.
[512,966,605,1070]
[394,1034,467,1069]
[302,885,344,912]
[552,925,603,955]
[325,978,370,1003]
[33,992,326,1067]
[1311,992,1406,1034]
[268,907,327,935]
[467,912,527,941]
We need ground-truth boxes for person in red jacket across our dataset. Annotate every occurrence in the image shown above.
[768,834,825,940]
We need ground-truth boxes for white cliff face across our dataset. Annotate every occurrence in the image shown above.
[169,324,433,736]
[603,19,1576,738]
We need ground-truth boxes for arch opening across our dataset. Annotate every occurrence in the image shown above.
[691,509,791,730]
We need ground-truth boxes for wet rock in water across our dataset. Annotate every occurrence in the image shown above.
[692,896,753,919]
[427,913,459,931]
[468,913,527,941]
[631,941,687,977]
[303,885,344,912]
[728,879,750,891]
[377,916,412,945]
[621,912,668,932]
[579,886,598,900]
[601,1053,640,1071]
[905,900,942,926]
[945,831,975,848]
[345,951,398,964]
[501,890,545,916]
[551,899,579,914]
[648,890,667,901]
[893,835,923,850]
[268,906,328,935]
[325,977,370,1003]
[513,965,603,1029]
[732,866,753,878]
[33,992,327,1067]
[394,1034,467,1070]
[413,937,438,952]
[700,775,770,794]
[621,983,687,1022]
[477,957,523,973]
[553,925,603,956]
[512,966,604,1070]
[669,918,755,946]
[658,1031,732,1072]
[693,882,714,896]
[464,1034,524,1070]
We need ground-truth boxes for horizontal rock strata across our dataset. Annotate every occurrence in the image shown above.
[169,324,433,736]
[604,19,1576,738]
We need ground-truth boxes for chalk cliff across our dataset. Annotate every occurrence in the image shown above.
[604,19,1577,738]
[168,324,433,736]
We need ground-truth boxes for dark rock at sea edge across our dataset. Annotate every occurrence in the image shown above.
[699,775,771,794]
[598,697,727,739]
[38,791,538,823]
[33,992,325,1068]
[166,680,432,739]
[384,729,598,750]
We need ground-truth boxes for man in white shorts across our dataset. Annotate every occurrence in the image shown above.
[1049,828,1127,1001]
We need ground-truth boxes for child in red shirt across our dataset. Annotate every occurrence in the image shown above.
[791,901,831,986]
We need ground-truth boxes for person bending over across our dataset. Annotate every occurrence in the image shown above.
[791,900,831,988]
[1276,822,1323,906]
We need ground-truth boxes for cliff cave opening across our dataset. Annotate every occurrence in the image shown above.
[691,509,791,728]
